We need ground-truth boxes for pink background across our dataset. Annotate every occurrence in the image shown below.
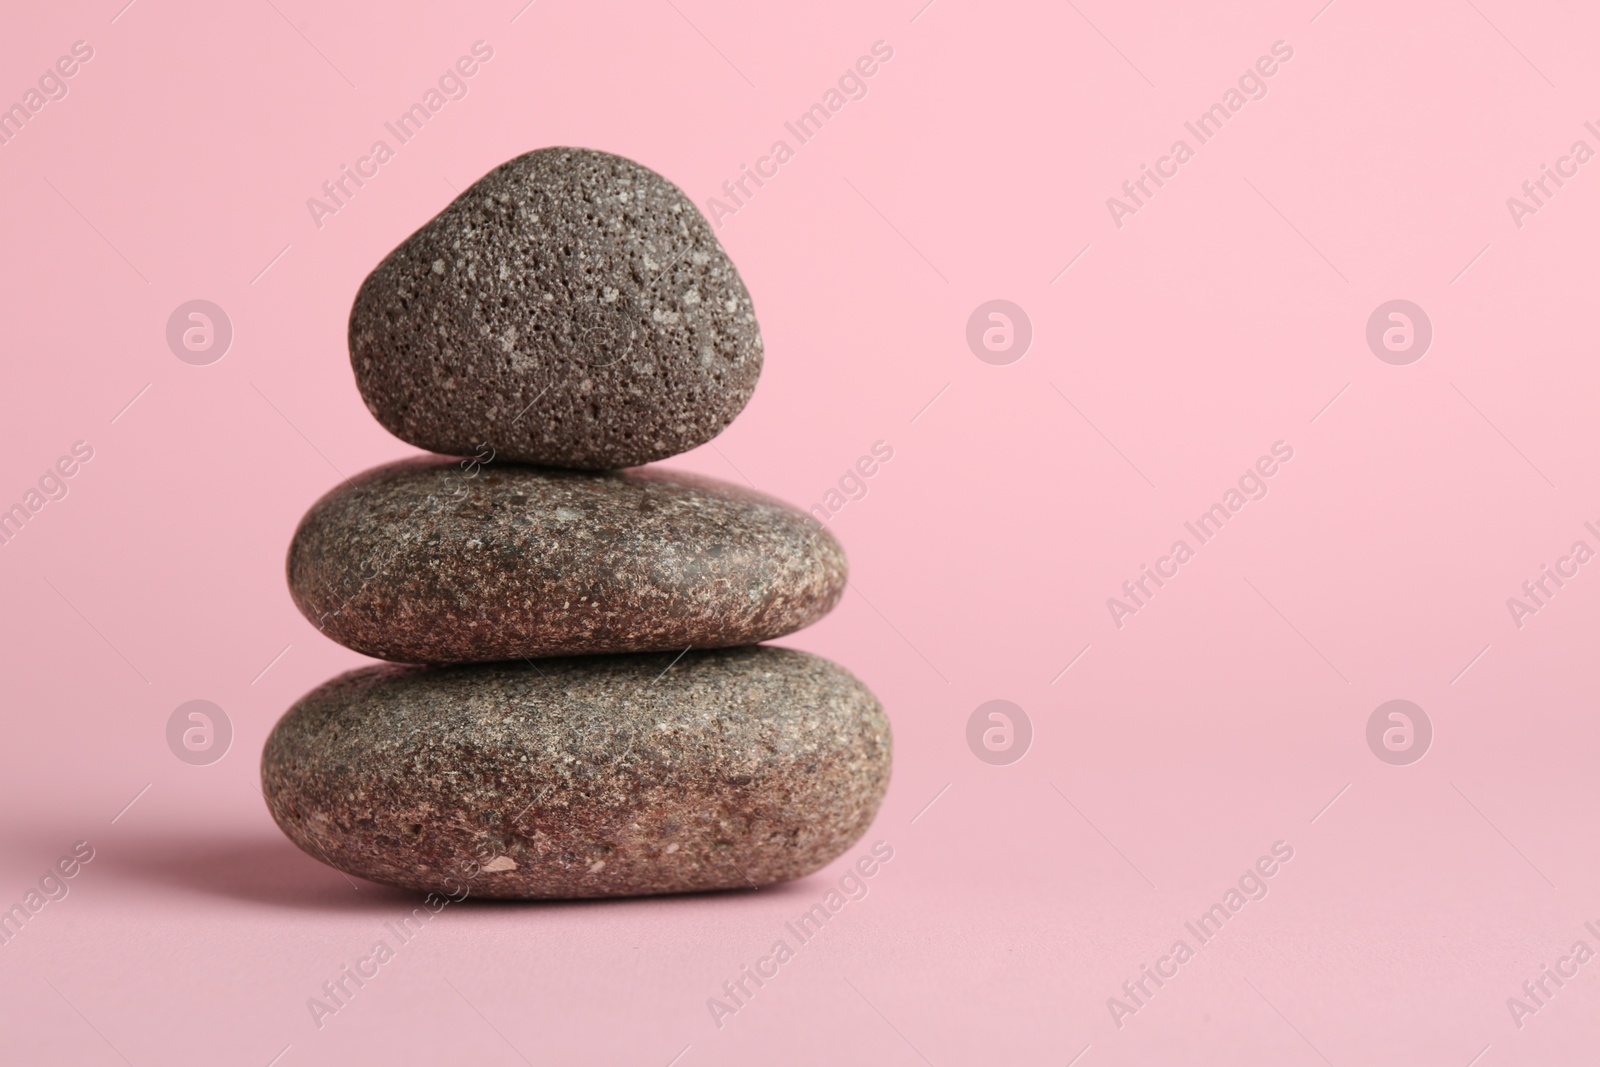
[3,0,1598,1063]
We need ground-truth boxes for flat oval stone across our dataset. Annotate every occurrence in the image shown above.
[348,146,763,469]
[287,457,847,664]
[260,647,891,899]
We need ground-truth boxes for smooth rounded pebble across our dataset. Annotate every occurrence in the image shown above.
[260,647,891,899]
[287,456,847,664]
[348,146,763,469]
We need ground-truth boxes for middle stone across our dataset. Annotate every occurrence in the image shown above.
[288,457,847,664]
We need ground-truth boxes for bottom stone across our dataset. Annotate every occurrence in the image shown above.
[261,646,891,899]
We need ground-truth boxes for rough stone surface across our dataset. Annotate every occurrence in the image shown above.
[348,146,763,469]
[260,647,891,899]
[288,457,847,664]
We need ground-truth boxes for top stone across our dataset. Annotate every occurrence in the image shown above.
[349,147,763,470]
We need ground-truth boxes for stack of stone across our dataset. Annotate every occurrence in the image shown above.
[261,148,890,900]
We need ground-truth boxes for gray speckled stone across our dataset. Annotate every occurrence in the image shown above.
[348,146,763,470]
[260,647,890,899]
[288,457,846,664]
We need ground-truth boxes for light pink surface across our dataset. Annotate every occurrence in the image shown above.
[2,1,1598,1063]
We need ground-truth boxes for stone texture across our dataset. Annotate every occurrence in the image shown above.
[348,146,763,470]
[288,456,847,664]
[260,647,891,899]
